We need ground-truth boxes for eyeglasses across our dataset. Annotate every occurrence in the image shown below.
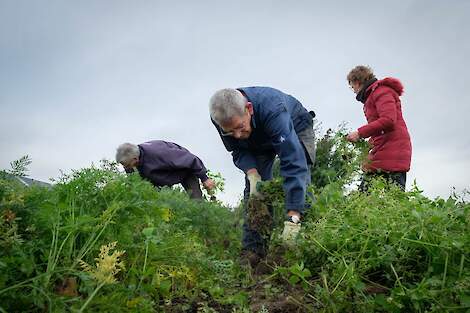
[221,130,234,137]
[221,121,246,137]
[220,108,249,137]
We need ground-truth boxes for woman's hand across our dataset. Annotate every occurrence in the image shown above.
[346,131,360,142]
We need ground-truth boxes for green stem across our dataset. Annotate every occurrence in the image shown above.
[322,273,329,294]
[46,222,58,273]
[0,269,68,295]
[137,241,149,290]
[442,252,448,289]
[74,215,113,267]
[401,237,441,248]
[332,268,348,294]
[361,276,389,291]
[78,281,106,313]
[53,232,72,269]
[310,236,335,257]
[74,203,118,265]
[390,263,405,292]
[459,254,465,279]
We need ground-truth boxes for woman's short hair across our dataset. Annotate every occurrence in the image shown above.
[347,65,376,85]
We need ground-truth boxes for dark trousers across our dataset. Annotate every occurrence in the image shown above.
[181,174,203,199]
[359,171,407,192]
[242,127,316,255]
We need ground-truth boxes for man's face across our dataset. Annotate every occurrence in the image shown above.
[220,103,253,140]
[121,157,139,173]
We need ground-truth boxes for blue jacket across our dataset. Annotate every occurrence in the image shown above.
[136,140,208,187]
[213,87,313,212]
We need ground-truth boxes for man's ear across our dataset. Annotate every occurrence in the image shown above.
[246,102,254,115]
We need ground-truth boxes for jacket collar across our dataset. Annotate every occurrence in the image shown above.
[356,78,378,103]
[250,112,257,129]
[238,88,257,129]
[136,145,145,172]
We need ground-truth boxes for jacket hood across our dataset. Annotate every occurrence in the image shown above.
[371,77,404,96]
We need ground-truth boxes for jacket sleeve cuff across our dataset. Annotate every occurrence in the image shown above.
[357,125,370,139]
[285,203,305,214]
[233,152,257,173]
[197,172,209,182]
[239,164,257,173]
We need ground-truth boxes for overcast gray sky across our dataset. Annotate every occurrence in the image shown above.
[1,0,469,205]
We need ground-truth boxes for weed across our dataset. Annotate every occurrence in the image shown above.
[1,127,469,312]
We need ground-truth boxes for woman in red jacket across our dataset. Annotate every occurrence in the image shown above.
[346,65,412,191]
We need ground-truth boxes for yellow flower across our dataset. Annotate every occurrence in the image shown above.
[79,242,125,284]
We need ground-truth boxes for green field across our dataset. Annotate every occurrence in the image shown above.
[1,130,469,312]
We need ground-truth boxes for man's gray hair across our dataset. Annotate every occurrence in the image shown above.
[116,143,140,164]
[209,88,246,125]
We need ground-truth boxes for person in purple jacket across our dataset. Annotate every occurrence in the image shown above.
[115,140,215,199]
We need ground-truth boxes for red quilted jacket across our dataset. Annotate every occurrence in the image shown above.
[357,78,412,172]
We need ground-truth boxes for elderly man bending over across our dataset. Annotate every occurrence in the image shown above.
[116,140,215,199]
[209,87,316,264]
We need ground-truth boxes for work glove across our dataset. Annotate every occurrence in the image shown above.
[282,215,301,243]
[247,171,262,198]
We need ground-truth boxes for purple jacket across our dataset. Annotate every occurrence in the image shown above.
[136,140,208,187]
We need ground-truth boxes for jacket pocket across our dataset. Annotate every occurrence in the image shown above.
[370,133,387,154]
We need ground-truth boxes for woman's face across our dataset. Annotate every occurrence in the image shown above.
[349,81,362,94]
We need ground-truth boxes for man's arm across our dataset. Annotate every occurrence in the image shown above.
[231,149,257,173]
[264,106,309,214]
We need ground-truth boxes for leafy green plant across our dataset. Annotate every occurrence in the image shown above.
[0,159,243,312]
[276,261,313,290]
[1,128,469,312]
[310,124,369,190]
[202,170,225,201]
[8,155,32,177]
[291,179,470,312]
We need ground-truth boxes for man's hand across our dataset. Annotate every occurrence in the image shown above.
[346,130,360,143]
[202,178,216,191]
[247,169,261,197]
[287,210,301,222]
[282,211,302,243]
